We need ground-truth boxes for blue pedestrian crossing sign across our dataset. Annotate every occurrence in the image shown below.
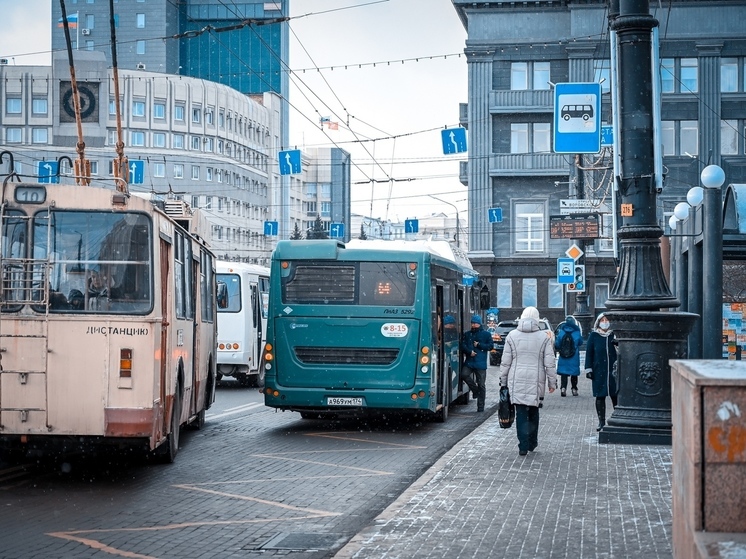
[129,160,144,184]
[278,149,302,175]
[405,219,419,233]
[557,257,575,284]
[553,82,602,154]
[330,222,345,238]
[37,161,59,184]
[441,127,467,155]
[264,221,279,236]
[488,207,503,223]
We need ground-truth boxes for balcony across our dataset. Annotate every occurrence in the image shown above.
[490,90,553,113]
[490,153,569,176]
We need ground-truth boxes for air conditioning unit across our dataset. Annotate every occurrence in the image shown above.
[136,63,146,70]
[81,28,91,36]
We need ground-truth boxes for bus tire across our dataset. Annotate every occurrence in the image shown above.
[204,361,216,411]
[253,367,266,388]
[157,390,181,464]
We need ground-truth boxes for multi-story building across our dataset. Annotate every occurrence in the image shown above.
[452,0,746,329]
[0,51,280,264]
[50,0,293,235]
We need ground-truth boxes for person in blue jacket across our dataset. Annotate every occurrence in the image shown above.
[554,315,583,397]
[460,315,494,412]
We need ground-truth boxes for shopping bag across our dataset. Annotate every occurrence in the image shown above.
[498,385,515,429]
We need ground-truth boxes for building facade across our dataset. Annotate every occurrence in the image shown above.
[452,0,746,329]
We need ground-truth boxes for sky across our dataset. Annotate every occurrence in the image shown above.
[0,0,469,224]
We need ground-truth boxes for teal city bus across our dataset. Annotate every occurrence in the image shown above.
[261,239,483,421]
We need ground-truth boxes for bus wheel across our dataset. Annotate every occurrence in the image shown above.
[188,409,205,430]
[157,392,181,463]
[253,367,266,388]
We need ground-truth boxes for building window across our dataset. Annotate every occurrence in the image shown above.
[90,161,98,175]
[192,107,201,124]
[86,40,94,51]
[600,214,614,252]
[680,58,698,93]
[722,120,738,155]
[173,133,184,149]
[86,14,94,28]
[132,101,145,117]
[191,196,200,209]
[205,108,214,125]
[32,128,48,144]
[511,122,550,154]
[107,129,117,145]
[548,280,563,308]
[320,201,331,217]
[204,137,213,152]
[6,98,21,114]
[511,123,528,153]
[497,278,512,308]
[533,123,551,153]
[153,162,165,177]
[510,62,550,90]
[514,201,545,253]
[191,136,201,150]
[6,128,22,143]
[136,13,145,28]
[660,58,675,93]
[153,103,165,119]
[173,164,184,179]
[191,165,200,180]
[594,283,609,309]
[321,184,331,197]
[32,98,48,115]
[152,132,166,148]
[594,59,611,93]
[219,110,225,128]
[522,278,537,308]
[174,105,185,121]
[661,120,698,156]
[722,58,738,92]
[206,168,213,181]
[131,131,145,146]
[136,40,145,55]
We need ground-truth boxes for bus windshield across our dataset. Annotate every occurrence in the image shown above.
[282,261,415,306]
[216,273,241,312]
[2,210,153,314]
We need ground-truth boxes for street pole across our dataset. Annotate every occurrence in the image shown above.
[573,154,593,339]
[429,195,461,248]
[701,165,725,359]
[600,0,696,445]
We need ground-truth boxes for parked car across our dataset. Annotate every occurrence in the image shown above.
[489,317,554,366]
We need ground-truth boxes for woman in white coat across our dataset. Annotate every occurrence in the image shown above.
[500,306,557,456]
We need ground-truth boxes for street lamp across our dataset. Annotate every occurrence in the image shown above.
[428,195,461,248]
[701,164,725,359]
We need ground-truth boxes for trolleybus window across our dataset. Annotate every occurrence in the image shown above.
[282,261,415,306]
[26,210,152,314]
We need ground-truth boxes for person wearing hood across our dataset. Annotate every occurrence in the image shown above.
[584,313,618,431]
[459,314,494,412]
[499,306,557,456]
[554,315,583,397]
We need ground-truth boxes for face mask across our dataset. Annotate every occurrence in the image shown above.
[599,321,610,330]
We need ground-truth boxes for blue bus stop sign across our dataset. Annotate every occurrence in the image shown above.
[441,128,467,154]
[37,161,59,184]
[553,82,602,154]
[330,222,345,238]
[278,150,302,175]
[405,219,419,233]
[264,221,279,236]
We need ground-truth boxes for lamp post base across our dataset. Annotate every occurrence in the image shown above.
[599,310,697,445]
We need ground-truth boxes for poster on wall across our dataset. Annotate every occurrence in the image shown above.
[722,303,745,360]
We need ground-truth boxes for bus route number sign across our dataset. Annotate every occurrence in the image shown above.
[381,323,409,337]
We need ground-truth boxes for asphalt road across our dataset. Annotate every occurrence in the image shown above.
[0,375,499,559]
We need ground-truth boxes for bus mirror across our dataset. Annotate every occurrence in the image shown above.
[217,281,228,309]
[479,284,490,310]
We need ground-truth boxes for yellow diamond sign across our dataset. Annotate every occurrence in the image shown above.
[566,243,584,260]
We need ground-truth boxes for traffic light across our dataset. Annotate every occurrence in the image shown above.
[567,264,585,293]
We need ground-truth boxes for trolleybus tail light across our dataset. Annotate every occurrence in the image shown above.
[265,387,279,397]
[120,348,133,378]
[419,346,430,366]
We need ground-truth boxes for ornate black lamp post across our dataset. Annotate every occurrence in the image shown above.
[600,0,697,445]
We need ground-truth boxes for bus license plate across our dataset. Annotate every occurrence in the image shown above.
[327,397,363,406]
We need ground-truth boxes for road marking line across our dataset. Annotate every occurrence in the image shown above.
[206,402,263,420]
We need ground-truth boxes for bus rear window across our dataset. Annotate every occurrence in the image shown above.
[283,262,414,306]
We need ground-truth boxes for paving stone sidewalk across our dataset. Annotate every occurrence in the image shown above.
[335,376,673,559]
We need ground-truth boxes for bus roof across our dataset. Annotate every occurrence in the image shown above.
[216,261,271,276]
[273,239,475,275]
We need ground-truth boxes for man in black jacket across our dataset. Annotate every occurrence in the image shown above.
[459,315,494,412]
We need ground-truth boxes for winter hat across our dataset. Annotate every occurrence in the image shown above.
[470,315,482,325]
[444,315,456,325]
[521,306,540,321]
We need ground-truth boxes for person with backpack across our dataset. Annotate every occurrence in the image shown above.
[554,315,583,397]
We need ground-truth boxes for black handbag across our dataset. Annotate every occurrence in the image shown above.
[498,385,515,429]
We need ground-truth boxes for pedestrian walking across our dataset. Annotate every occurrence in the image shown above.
[554,315,583,397]
[499,306,557,455]
[584,313,618,431]
[460,315,494,412]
